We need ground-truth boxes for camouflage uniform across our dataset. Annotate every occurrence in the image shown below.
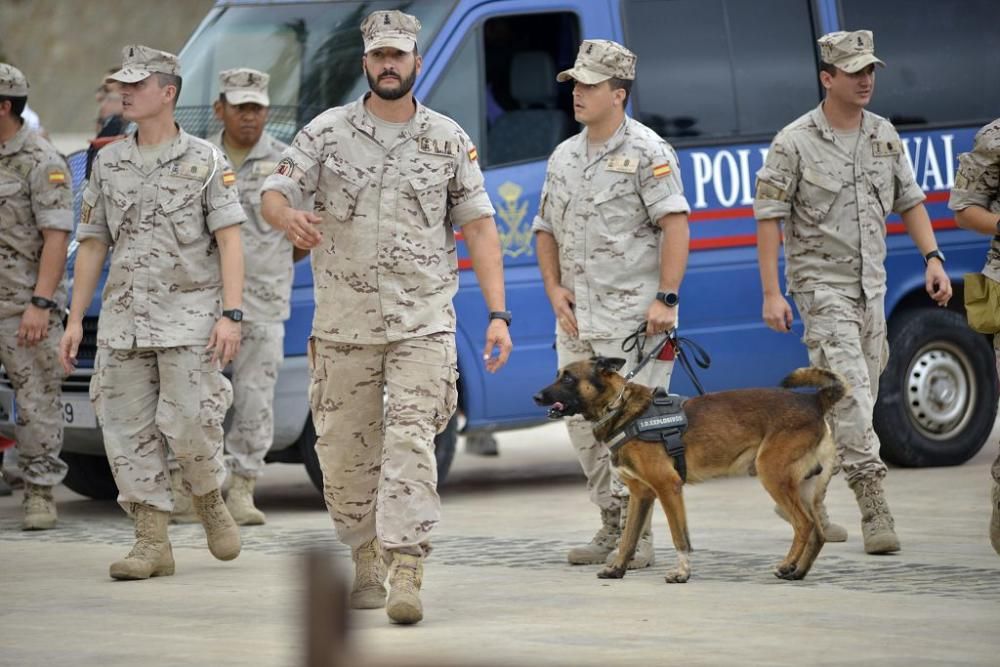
[80,123,245,512]
[754,32,925,484]
[208,68,291,480]
[531,41,689,513]
[262,94,494,554]
[0,83,72,486]
[948,118,1000,489]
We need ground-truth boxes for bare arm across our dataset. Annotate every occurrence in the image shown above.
[955,205,1000,236]
[900,203,952,307]
[644,212,689,335]
[462,215,512,373]
[59,238,109,372]
[756,218,793,332]
[19,229,70,347]
[535,230,577,337]
[208,224,244,366]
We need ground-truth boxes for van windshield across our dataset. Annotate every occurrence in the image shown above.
[175,1,454,142]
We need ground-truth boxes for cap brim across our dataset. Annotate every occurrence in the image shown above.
[556,67,612,85]
[225,90,269,106]
[364,36,416,53]
[837,54,886,73]
[107,67,152,84]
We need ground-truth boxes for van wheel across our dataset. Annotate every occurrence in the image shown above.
[60,452,118,500]
[298,412,460,495]
[875,308,997,467]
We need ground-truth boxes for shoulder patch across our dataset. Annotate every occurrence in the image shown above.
[275,157,298,178]
[468,145,478,162]
[169,162,211,181]
[222,170,237,187]
[47,169,67,184]
[652,163,673,179]
[605,155,639,174]
[417,136,459,157]
[872,140,901,158]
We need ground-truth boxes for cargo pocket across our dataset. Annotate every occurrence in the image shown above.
[433,347,459,434]
[196,365,232,429]
[593,184,645,232]
[410,164,454,227]
[88,354,104,428]
[307,337,329,435]
[160,185,204,244]
[796,167,842,225]
[796,290,840,349]
[320,157,366,221]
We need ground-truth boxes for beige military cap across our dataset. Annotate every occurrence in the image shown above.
[107,44,181,83]
[361,10,421,53]
[818,30,885,73]
[0,63,29,97]
[557,40,637,84]
[220,67,270,106]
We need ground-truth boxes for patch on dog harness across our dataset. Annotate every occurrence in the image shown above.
[606,388,690,482]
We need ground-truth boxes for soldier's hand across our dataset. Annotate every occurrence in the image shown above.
[645,300,677,336]
[762,293,794,333]
[482,320,513,373]
[281,208,322,250]
[925,261,952,307]
[59,320,83,374]
[208,317,242,368]
[17,304,50,348]
[548,286,577,338]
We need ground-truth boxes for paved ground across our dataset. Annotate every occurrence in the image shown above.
[2,423,999,666]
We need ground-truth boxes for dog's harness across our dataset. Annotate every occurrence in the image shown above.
[605,388,691,482]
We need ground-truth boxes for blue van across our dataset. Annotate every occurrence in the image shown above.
[23,0,1000,498]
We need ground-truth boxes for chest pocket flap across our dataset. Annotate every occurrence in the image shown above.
[409,161,455,226]
[321,156,367,221]
[160,183,205,244]
[797,167,843,224]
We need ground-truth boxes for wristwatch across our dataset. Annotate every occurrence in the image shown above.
[222,308,244,322]
[489,310,512,327]
[30,296,58,310]
[923,249,946,266]
[656,291,679,308]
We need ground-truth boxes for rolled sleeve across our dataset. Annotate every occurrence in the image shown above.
[76,168,111,245]
[205,153,247,233]
[753,135,799,221]
[448,135,495,227]
[531,167,557,234]
[948,124,1000,212]
[261,128,322,209]
[35,209,73,231]
[30,155,73,232]
[640,144,690,222]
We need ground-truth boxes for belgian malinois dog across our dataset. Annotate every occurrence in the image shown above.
[533,358,846,583]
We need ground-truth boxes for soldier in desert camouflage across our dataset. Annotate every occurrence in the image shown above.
[261,10,512,625]
[754,30,952,554]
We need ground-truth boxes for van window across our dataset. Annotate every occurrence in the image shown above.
[623,0,820,143]
[427,11,579,166]
[839,0,1000,128]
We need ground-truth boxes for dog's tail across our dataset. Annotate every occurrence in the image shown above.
[780,367,847,414]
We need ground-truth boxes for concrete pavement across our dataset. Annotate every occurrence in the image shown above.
[2,422,999,666]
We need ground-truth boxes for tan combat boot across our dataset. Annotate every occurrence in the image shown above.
[567,507,621,565]
[193,488,241,561]
[386,552,424,625]
[606,502,655,569]
[225,474,266,526]
[169,469,199,524]
[22,482,57,530]
[773,502,848,542]
[350,538,387,609]
[110,504,175,580]
[990,479,1000,556]
[850,476,901,554]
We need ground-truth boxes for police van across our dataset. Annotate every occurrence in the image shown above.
[11,0,998,498]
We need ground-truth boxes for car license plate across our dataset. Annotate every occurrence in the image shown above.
[9,394,97,429]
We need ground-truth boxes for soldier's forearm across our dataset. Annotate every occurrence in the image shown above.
[261,190,291,231]
[34,229,70,300]
[954,205,1000,236]
[756,219,784,296]
[67,239,108,323]
[215,225,245,310]
[534,231,562,296]
[657,213,689,293]
[899,204,939,256]
[462,216,506,311]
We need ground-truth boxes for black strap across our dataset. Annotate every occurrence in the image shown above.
[620,323,671,383]
[621,323,711,396]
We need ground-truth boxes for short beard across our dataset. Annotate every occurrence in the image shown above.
[366,68,416,101]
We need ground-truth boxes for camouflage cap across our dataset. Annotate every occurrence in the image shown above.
[361,10,421,53]
[0,63,29,97]
[818,30,885,73]
[220,67,270,106]
[107,44,181,84]
[557,40,637,85]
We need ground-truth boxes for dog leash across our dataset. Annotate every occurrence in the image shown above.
[620,323,712,395]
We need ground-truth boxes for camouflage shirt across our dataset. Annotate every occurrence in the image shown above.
[530,117,689,340]
[209,130,292,322]
[754,103,925,299]
[78,129,246,349]
[948,118,1000,282]
[0,124,73,320]
[262,94,495,344]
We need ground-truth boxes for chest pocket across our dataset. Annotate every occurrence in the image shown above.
[0,179,24,228]
[102,184,136,242]
[159,181,205,244]
[796,167,843,225]
[321,157,366,222]
[408,162,455,227]
[593,182,645,231]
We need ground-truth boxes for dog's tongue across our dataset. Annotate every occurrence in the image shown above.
[553,401,564,412]
[546,401,566,419]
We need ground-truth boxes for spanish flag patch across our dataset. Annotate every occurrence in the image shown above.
[652,163,672,179]
[48,170,67,184]
[222,171,237,187]
[468,146,478,162]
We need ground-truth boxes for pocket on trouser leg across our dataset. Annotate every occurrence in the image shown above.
[89,353,104,428]
[307,337,330,435]
[433,347,458,434]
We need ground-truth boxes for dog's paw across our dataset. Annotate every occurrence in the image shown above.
[664,568,690,584]
[773,562,800,580]
[597,565,626,579]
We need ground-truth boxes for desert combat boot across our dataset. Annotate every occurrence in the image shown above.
[850,476,901,554]
[774,502,848,542]
[386,552,424,624]
[606,501,656,569]
[567,507,621,565]
[193,488,242,560]
[169,468,199,524]
[225,474,266,525]
[110,504,175,580]
[22,482,57,530]
[350,538,388,609]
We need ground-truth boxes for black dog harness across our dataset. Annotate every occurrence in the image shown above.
[605,388,690,482]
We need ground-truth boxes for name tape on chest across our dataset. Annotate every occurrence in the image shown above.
[168,162,211,181]
[417,137,460,158]
[252,161,277,177]
[605,155,639,174]
[871,140,901,158]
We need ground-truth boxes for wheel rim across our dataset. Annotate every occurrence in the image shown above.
[904,340,975,440]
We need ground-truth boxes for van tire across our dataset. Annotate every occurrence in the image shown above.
[298,412,460,495]
[60,452,119,500]
[875,308,997,467]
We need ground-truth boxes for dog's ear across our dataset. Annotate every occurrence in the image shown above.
[595,356,627,374]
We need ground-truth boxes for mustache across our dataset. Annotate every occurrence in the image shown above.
[378,71,400,81]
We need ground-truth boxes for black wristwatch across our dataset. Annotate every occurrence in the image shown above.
[222,308,244,322]
[656,291,679,308]
[489,310,512,327]
[923,249,946,266]
[30,296,58,310]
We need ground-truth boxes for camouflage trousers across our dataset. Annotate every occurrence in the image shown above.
[993,334,1000,484]
[793,290,889,483]
[0,315,67,486]
[225,322,283,479]
[91,346,232,513]
[556,332,674,512]
[308,333,457,556]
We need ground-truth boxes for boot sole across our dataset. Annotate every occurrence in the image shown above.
[567,552,614,565]
[350,590,388,610]
[110,564,176,580]
[387,600,423,624]
[22,519,57,531]
[864,536,901,554]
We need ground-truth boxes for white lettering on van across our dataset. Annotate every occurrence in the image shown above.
[901,134,956,192]
[691,152,712,209]
[737,149,753,205]
[713,151,740,207]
